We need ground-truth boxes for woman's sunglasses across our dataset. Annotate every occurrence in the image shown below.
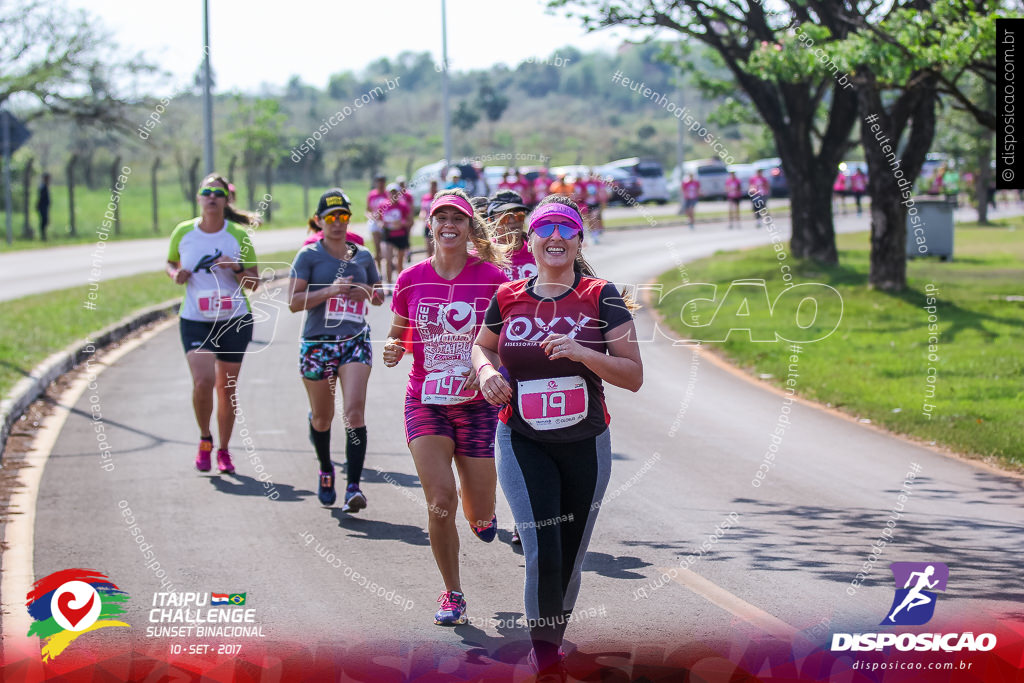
[323,212,351,224]
[530,222,582,239]
[199,186,229,198]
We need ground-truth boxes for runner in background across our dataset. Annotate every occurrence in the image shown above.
[833,169,847,215]
[725,170,743,229]
[850,167,867,216]
[166,174,261,475]
[421,179,438,258]
[382,189,509,626]
[549,174,572,198]
[681,173,701,230]
[472,195,643,678]
[367,175,389,276]
[533,170,550,206]
[379,183,412,286]
[749,169,770,225]
[398,176,415,264]
[289,189,384,509]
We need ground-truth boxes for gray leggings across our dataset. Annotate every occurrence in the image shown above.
[495,422,611,660]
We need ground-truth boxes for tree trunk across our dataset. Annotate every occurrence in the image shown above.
[264,160,273,222]
[21,158,34,239]
[860,73,936,291]
[786,163,838,262]
[151,157,161,233]
[66,155,78,236]
[974,132,993,225]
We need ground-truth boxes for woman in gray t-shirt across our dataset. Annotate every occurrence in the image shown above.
[289,189,384,510]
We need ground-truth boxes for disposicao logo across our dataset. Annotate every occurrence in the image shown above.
[883,561,947,626]
[26,569,130,661]
[831,562,996,653]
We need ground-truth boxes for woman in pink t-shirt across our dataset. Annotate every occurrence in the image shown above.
[420,180,438,258]
[833,171,848,214]
[366,176,389,275]
[681,174,701,230]
[382,189,509,627]
[725,171,743,229]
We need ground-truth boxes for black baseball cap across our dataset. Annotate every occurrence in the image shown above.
[316,189,352,217]
[487,190,528,217]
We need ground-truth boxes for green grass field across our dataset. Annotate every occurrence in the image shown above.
[0,250,296,399]
[655,221,1024,468]
[2,181,379,250]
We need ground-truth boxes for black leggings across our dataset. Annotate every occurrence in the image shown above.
[495,422,611,664]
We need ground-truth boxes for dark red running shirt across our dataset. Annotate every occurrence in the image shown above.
[483,273,633,443]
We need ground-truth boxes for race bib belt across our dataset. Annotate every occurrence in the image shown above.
[517,376,588,431]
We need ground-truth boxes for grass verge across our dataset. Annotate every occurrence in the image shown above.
[0,250,296,399]
[654,222,1024,468]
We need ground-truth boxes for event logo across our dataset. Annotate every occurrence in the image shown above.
[883,562,948,626]
[832,561,995,653]
[26,569,130,661]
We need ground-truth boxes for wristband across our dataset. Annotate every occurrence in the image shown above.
[233,264,245,274]
[478,362,494,374]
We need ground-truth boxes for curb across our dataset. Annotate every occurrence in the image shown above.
[0,298,182,459]
[0,268,294,463]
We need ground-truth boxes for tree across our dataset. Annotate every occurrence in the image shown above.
[1,1,157,132]
[476,77,509,143]
[552,0,859,264]
[452,100,480,132]
[327,72,358,100]
[225,97,287,208]
[798,1,1004,289]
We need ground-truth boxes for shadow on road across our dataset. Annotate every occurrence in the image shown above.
[331,509,431,546]
[208,472,312,502]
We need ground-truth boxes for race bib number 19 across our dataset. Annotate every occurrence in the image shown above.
[517,376,588,431]
[422,367,477,405]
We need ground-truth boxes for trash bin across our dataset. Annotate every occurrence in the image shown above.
[906,195,955,260]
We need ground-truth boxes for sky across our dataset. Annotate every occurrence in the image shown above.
[66,0,653,94]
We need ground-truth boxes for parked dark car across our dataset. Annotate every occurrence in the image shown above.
[601,167,644,205]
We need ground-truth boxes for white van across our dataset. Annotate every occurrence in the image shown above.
[678,159,731,200]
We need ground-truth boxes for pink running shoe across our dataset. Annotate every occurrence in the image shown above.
[195,438,213,472]
[216,448,235,474]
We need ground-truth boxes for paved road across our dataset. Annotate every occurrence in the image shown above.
[2,199,1005,303]
[7,211,1023,677]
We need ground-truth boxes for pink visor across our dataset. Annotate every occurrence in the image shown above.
[429,194,474,218]
[528,203,583,232]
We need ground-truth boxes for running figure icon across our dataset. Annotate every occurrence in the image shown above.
[888,565,938,622]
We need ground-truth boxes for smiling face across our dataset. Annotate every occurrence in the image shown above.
[529,221,581,271]
[430,206,471,251]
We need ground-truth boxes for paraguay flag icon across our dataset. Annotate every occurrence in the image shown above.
[26,569,130,661]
